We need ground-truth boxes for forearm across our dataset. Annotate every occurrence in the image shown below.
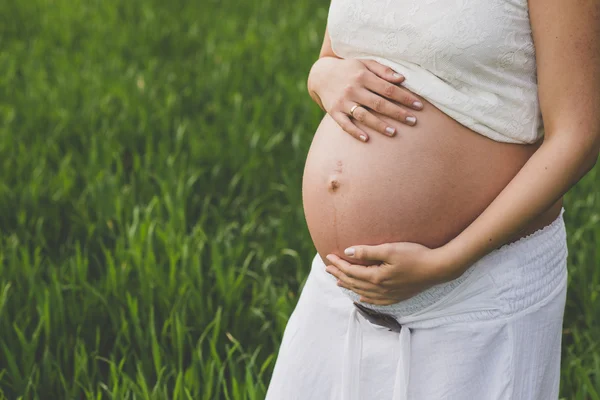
[439,133,599,280]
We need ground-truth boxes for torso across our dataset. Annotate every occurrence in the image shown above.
[304,0,561,266]
[302,94,563,266]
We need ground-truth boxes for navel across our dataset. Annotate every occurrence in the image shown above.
[328,175,341,193]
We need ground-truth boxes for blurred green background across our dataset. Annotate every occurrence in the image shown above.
[0,0,598,398]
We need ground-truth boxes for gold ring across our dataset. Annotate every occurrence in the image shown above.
[349,104,360,117]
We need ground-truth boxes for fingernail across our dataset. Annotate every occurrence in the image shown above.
[406,116,417,125]
[344,247,355,256]
[385,127,396,136]
[359,134,367,142]
[326,254,334,262]
[393,72,404,80]
[412,101,423,109]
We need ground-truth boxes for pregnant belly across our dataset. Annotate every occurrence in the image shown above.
[302,95,551,266]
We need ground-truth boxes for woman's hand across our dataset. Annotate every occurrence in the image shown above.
[324,242,465,305]
[307,57,424,142]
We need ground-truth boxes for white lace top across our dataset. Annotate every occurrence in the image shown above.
[327,0,544,144]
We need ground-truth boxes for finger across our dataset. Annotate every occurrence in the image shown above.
[364,73,424,111]
[355,90,417,127]
[349,103,397,136]
[359,296,397,306]
[326,264,381,292]
[336,278,388,299]
[332,111,369,142]
[344,244,393,263]
[325,254,379,282]
[359,59,405,84]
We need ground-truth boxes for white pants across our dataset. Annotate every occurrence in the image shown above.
[266,208,568,400]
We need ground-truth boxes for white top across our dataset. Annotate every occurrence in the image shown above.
[327,0,544,144]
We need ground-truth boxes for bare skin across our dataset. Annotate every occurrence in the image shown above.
[303,29,563,268]
[312,0,599,305]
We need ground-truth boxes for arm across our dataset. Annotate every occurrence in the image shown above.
[437,0,600,279]
[319,26,341,59]
[309,26,341,111]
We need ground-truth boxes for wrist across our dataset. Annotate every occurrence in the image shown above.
[307,57,340,109]
[429,242,473,284]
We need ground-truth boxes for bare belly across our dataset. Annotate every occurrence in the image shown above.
[302,93,563,266]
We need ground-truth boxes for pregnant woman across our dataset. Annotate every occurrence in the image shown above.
[267,0,599,399]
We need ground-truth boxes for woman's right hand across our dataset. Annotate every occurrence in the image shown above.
[307,57,424,142]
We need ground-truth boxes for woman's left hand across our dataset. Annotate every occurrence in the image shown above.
[325,242,463,305]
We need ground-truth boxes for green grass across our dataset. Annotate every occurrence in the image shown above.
[0,0,598,398]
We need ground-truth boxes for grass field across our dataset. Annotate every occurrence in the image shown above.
[0,0,598,398]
